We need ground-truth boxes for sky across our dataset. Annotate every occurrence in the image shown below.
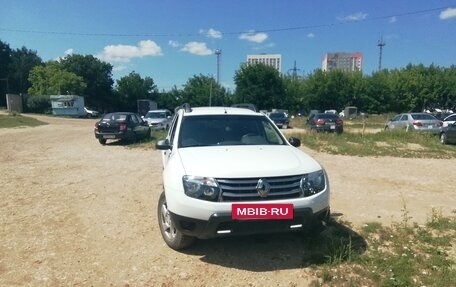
[1,0,456,91]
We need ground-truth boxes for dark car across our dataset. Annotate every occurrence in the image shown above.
[268,112,290,129]
[439,122,456,145]
[94,112,151,145]
[308,113,344,133]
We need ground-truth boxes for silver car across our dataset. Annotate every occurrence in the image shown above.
[385,113,442,133]
[143,109,173,130]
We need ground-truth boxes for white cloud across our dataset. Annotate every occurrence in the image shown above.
[440,7,456,20]
[307,33,315,38]
[168,40,181,48]
[337,12,368,22]
[389,16,397,23]
[180,42,213,56]
[64,48,74,56]
[239,31,268,43]
[200,28,222,39]
[97,40,162,63]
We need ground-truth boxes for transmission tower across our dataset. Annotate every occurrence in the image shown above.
[288,60,301,79]
[215,49,222,84]
[377,35,386,71]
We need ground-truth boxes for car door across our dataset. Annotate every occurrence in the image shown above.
[130,114,145,137]
[448,123,456,143]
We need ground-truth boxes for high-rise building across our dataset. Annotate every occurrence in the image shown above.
[322,52,363,72]
[247,54,282,73]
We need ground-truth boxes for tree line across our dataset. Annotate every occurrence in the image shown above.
[1,40,455,115]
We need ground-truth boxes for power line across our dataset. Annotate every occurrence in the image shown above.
[0,6,453,38]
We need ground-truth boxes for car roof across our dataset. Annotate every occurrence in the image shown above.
[147,109,170,113]
[105,112,136,115]
[181,106,261,117]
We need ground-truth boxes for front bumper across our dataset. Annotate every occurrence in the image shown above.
[169,207,330,239]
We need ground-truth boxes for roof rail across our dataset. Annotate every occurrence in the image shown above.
[175,103,192,113]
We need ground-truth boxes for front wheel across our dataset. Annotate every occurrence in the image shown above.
[98,138,107,145]
[157,192,196,250]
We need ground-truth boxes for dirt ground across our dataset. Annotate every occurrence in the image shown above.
[1,112,455,286]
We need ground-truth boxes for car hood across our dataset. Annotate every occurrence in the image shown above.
[177,145,322,178]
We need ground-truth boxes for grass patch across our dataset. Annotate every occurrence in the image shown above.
[290,113,456,158]
[289,130,456,159]
[127,129,168,149]
[0,112,47,128]
[309,211,456,287]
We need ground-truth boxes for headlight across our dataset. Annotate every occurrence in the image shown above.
[182,176,221,201]
[300,170,326,197]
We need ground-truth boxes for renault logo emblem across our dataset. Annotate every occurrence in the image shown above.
[256,179,270,198]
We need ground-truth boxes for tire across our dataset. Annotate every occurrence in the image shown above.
[440,133,448,145]
[157,192,196,250]
[98,139,107,145]
[146,128,151,139]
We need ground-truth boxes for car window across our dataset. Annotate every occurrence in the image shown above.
[400,115,408,121]
[130,114,139,123]
[412,114,436,120]
[178,115,285,147]
[445,115,456,121]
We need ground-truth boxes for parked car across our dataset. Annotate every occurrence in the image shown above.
[94,112,151,145]
[143,109,173,130]
[439,122,456,145]
[155,104,330,250]
[307,113,343,133]
[84,107,99,118]
[268,111,290,129]
[442,113,456,127]
[385,113,442,134]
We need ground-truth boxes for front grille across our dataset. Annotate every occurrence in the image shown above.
[217,175,303,202]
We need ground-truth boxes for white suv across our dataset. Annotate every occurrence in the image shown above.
[155,104,330,250]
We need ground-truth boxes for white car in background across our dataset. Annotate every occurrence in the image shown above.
[143,109,173,130]
[84,107,99,118]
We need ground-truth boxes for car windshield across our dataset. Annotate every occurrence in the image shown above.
[318,114,339,119]
[178,115,286,147]
[102,113,127,121]
[411,114,437,120]
[145,111,166,119]
[269,112,286,119]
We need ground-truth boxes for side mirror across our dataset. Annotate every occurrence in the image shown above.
[288,137,301,147]
[156,139,172,150]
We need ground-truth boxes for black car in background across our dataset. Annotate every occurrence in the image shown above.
[94,112,151,145]
[308,113,344,133]
[268,112,290,129]
[439,122,456,145]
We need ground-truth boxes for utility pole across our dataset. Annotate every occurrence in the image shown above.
[214,49,222,84]
[377,35,386,71]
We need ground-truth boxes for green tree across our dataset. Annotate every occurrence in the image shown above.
[0,41,12,106]
[181,74,227,107]
[234,63,285,110]
[28,62,87,96]
[115,71,157,111]
[8,47,42,94]
[59,54,113,110]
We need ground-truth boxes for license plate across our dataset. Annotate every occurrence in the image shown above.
[103,135,115,139]
[428,125,433,129]
[330,124,335,129]
[232,203,294,220]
